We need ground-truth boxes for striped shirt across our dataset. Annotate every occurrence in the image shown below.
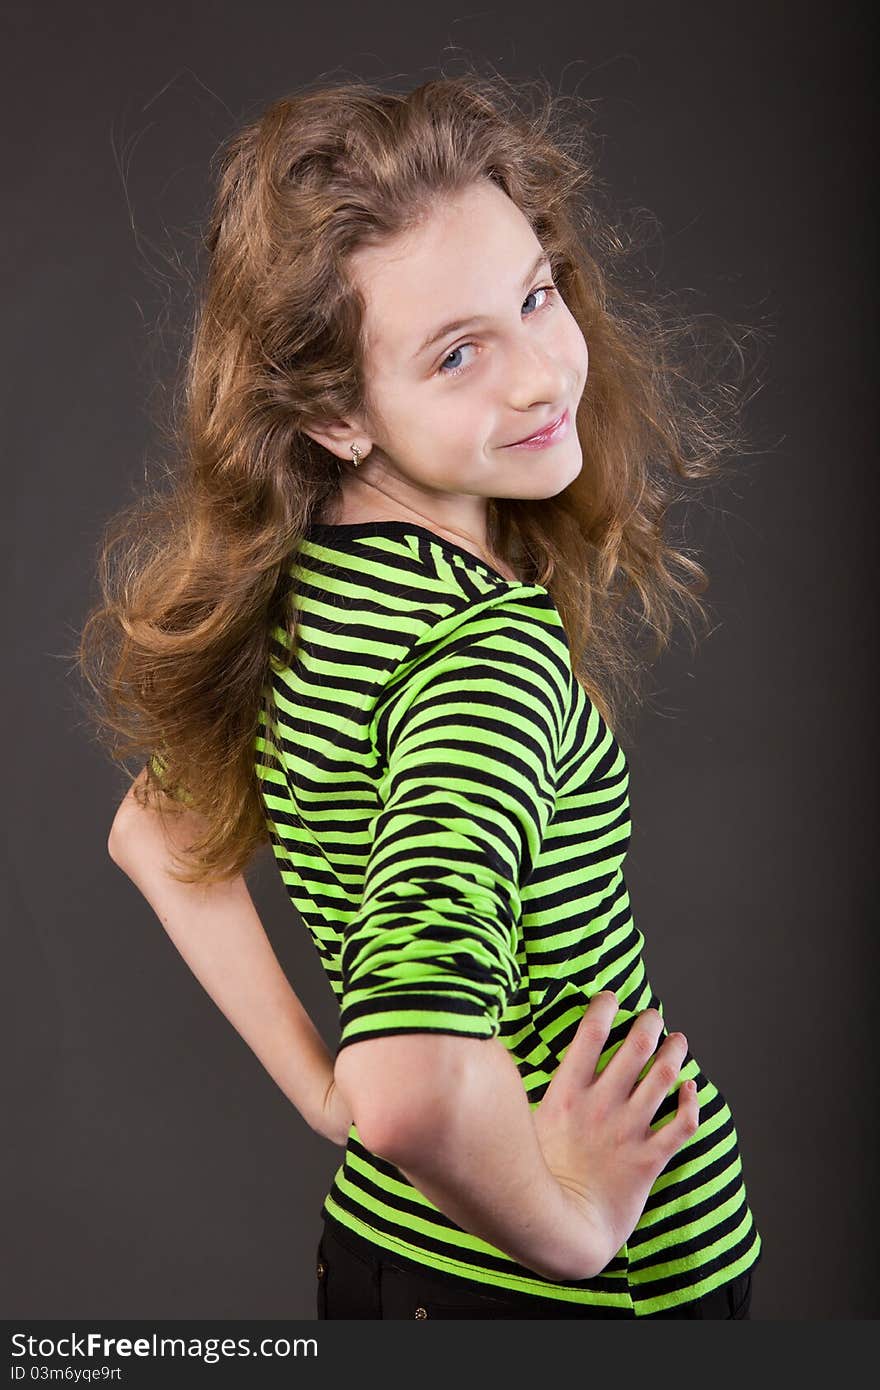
[252,519,763,1315]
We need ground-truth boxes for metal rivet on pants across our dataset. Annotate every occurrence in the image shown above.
[317,1261,326,1278]
[414,1306,428,1318]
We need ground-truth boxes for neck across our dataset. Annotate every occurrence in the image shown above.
[322,476,516,579]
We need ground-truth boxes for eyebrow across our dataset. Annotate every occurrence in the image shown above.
[411,250,552,362]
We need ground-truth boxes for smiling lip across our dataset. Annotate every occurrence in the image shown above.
[503,408,570,448]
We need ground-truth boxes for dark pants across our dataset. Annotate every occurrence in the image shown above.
[315,1217,753,1319]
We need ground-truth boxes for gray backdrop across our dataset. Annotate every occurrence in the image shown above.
[3,0,876,1320]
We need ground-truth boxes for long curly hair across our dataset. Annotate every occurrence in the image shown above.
[77,69,767,885]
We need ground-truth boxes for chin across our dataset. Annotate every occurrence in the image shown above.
[504,452,583,502]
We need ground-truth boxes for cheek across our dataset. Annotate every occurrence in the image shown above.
[423,394,485,445]
[566,313,589,380]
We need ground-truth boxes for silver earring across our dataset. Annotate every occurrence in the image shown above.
[350,443,361,468]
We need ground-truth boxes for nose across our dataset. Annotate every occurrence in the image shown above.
[503,340,571,412]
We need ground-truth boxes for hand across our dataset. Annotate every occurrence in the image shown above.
[533,991,699,1278]
[316,1076,355,1147]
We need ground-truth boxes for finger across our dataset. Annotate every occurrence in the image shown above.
[557,990,619,1085]
[630,1033,689,1123]
[648,1077,701,1166]
[600,1007,665,1100]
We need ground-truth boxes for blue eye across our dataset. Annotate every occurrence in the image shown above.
[436,284,557,379]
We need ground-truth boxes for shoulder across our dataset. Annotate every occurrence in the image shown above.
[285,525,573,710]
[405,583,570,675]
[375,587,574,763]
[295,523,559,618]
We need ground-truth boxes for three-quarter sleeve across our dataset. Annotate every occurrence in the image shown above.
[336,591,570,1054]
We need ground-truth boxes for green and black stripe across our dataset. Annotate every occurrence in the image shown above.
[253,520,762,1316]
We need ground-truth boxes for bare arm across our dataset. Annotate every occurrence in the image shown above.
[333,1033,602,1282]
[107,774,347,1143]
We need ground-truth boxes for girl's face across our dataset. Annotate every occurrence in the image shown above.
[309,178,589,534]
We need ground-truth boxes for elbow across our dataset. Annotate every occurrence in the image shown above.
[356,1107,436,1168]
[332,1033,472,1161]
[364,1094,437,1165]
[332,1039,404,1157]
[107,770,149,866]
[107,815,128,867]
[108,797,141,868]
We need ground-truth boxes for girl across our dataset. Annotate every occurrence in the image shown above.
[80,72,763,1319]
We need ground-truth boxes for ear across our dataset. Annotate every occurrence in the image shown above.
[301,418,370,463]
